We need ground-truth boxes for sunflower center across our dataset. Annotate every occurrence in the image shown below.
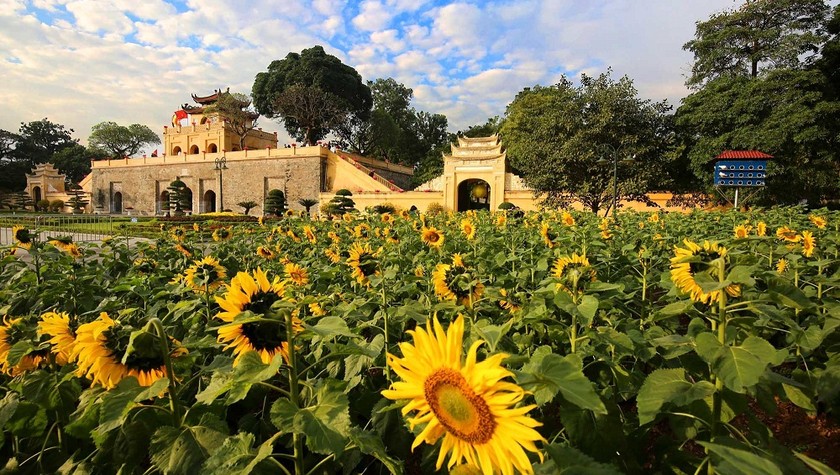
[358,254,378,277]
[104,327,165,371]
[427,233,440,243]
[15,229,31,244]
[241,319,286,350]
[689,250,720,274]
[445,267,471,300]
[243,290,280,315]
[424,368,496,444]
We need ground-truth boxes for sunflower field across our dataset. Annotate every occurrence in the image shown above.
[1,207,839,474]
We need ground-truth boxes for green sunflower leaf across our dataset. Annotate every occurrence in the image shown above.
[515,352,607,414]
[95,377,148,434]
[698,441,784,475]
[202,432,277,475]
[538,443,624,474]
[150,423,227,475]
[636,368,716,425]
[269,380,351,456]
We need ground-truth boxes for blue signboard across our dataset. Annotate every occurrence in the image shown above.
[713,160,767,187]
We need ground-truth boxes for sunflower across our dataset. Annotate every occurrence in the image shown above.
[303,225,317,243]
[562,211,575,226]
[12,225,33,250]
[414,265,425,277]
[381,213,394,224]
[499,289,522,313]
[670,239,740,305]
[212,227,232,242]
[328,231,341,244]
[422,226,445,248]
[776,258,788,274]
[354,223,372,239]
[648,213,660,223]
[183,256,227,292]
[38,311,78,364]
[325,247,342,264]
[776,226,800,243]
[170,226,187,242]
[733,224,751,239]
[432,254,484,307]
[287,229,301,243]
[384,227,400,244]
[284,262,309,286]
[347,242,380,286]
[342,212,355,222]
[382,315,544,474]
[50,237,82,258]
[193,222,200,232]
[809,214,827,229]
[756,221,767,237]
[174,243,193,257]
[72,312,185,388]
[461,219,476,241]
[540,222,556,248]
[257,246,275,259]
[133,256,157,274]
[258,215,265,226]
[495,213,507,227]
[552,254,596,295]
[801,231,816,257]
[0,316,50,375]
[215,269,301,365]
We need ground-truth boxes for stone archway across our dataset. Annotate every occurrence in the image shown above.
[457,179,491,212]
[172,146,182,155]
[113,192,123,214]
[183,187,193,213]
[158,190,170,214]
[189,145,200,154]
[207,143,218,153]
[203,190,216,213]
[32,186,42,204]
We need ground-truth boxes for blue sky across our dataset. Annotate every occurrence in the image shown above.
[0,0,738,151]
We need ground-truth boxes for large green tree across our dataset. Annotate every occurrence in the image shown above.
[0,119,78,192]
[88,121,160,158]
[252,46,372,145]
[684,0,829,87]
[500,72,673,214]
[676,69,840,204]
[51,143,106,184]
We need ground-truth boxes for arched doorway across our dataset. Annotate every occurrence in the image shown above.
[207,143,218,153]
[457,179,491,211]
[189,145,200,154]
[158,190,170,214]
[183,187,193,214]
[113,192,123,214]
[203,190,216,213]
[172,146,182,155]
[32,186,42,204]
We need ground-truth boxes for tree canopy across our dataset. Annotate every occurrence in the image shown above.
[252,46,372,145]
[201,91,260,150]
[88,121,160,158]
[0,119,79,192]
[684,0,829,87]
[500,72,673,214]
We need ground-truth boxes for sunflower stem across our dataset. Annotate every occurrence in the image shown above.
[380,283,391,382]
[284,309,305,475]
[147,318,182,425]
[707,257,728,475]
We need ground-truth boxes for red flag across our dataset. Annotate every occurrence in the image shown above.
[172,110,188,126]
[151,149,158,157]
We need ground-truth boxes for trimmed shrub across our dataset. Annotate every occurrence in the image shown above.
[265,189,286,216]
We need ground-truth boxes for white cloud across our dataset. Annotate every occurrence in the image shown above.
[1,0,746,144]
[352,0,392,32]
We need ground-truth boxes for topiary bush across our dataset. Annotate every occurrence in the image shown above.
[498,201,516,210]
[329,189,355,215]
[265,189,286,216]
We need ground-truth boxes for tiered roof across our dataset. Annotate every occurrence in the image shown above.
[444,135,505,161]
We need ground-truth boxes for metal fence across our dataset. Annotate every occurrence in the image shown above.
[0,214,114,245]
